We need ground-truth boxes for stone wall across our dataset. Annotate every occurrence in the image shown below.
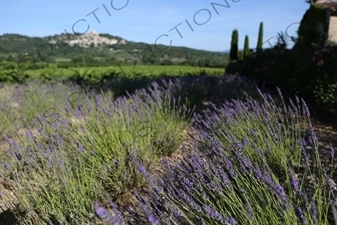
[316,1,337,43]
[328,16,337,42]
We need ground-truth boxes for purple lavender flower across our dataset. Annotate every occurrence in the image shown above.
[294,205,309,225]
[104,199,127,225]
[254,167,262,180]
[147,215,161,225]
[89,150,95,155]
[129,151,148,177]
[301,99,310,117]
[203,205,225,223]
[160,158,174,175]
[242,137,249,148]
[273,184,289,209]
[94,201,115,224]
[14,151,22,161]
[308,126,318,147]
[215,167,233,191]
[206,180,223,195]
[256,167,290,210]
[172,208,181,218]
[244,202,254,220]
[77,141,84,152]
[330,143,335,162]
[250,141,264,160]
[276,87,283,99]
[239,155,253,174]
[226,217,237,225]
[219,151,238,179]
[289,170,300,196]
[182,177,194,193]
[299,138,310,167]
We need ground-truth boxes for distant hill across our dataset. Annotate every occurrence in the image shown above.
[219,50,230,53]
[0,30,229,67]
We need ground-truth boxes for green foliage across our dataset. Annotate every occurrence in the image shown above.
[244,35,250,59]
[0,64,224,85]
[311,45,337,115]
[242,28,337,116]
[0,61,30,83]
[160,59,174,65]
[105,56,119,64]
[225,61,243,75]
[71,55,98,65]
[256,22,264,54]
[0,33,227,68]
[293,3,328,51]
[238,51,244,61]
[274,32,289,51]
[314,78,337,114]
[230,29,239,61]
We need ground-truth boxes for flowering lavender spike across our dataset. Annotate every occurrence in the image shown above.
[77,141,84,152]
[147,215,161,225]
[203,205,226,223]
[294,205,309,225]
[244,202,254,221]
[226,217,237,225]
[94,201,115,224]
[330,143,335,163]
[289,169,300,196]
[301,99,310,117]
[107,198,127,225]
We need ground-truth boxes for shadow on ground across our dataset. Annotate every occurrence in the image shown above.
[0,210,19,225]
[67,73,261,115]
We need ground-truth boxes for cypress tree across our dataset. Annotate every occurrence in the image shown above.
[244,35,249,59]
[230,29,239,61]
[256,22,263,54]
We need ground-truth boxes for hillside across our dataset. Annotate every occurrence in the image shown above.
[0,30,228,67]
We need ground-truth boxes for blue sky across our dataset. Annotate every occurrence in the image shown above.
[1,0,311,52]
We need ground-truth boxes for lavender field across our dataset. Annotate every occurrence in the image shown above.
[0,75,336,225]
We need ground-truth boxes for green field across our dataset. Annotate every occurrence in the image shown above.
[26,65,224,78]
[0,63,224,83]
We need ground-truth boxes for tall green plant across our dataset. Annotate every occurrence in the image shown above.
[230,29,239,61]
[257,22,264,54]
[244,35,250,59]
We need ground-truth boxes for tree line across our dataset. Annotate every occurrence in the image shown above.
[229,22,264,61]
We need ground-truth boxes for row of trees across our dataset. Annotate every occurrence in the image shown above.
[9,54,228,70]
[229,22,264,61]
[70,55,227,67]
[226,0,337,116]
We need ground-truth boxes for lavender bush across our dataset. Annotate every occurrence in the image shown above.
[0,76,336,225]
[0,79,194,224]
[147,74,260,114]
[99,87,336,225]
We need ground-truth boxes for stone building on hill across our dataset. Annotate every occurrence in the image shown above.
[315,0,337,43]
